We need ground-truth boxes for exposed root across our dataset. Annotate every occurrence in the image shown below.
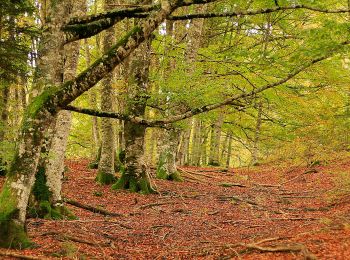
[0,251,44,260]
[140,201,177,210]
[280,169,318,185]
[64,198,122,217]
[178,168,221,179]
[178,168,208,183]
[253,183,281,188]
[41,232,109,247]
[219,182,246,188]
[239,242,317,259]
[217,195,258,206]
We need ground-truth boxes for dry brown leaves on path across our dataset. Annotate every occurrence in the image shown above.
[1,158,350,259]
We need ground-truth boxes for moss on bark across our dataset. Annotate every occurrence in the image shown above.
[0,160,6,176]
[29,167,75,219]
[111,172,155,194]
[156,153,182,182]
[0,183,31,248]
[95,171,116,185]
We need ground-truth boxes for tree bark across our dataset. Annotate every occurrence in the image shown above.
[251,101,263,166]
[112,0,154,193]
[96,0,116,185]
[29,0,84,220]
[156,129,182,181]
[209,113,224,166]
[0,83,10,176]
[85,38,101,163]
[225,134,233,169]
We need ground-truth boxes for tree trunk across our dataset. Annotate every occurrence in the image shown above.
[191,118,202,166]
[96,0,116,184]
[156,20,181,180]
[0,0,68,247]
[85,38,101,164]
[225,134,233,169]
[178,126,191,165]
[112,4,154,193]
[156,129,182,181]
[209,113,224,166]
[251,101,263,166]
[0,83,10,176]
[30,0,84,219]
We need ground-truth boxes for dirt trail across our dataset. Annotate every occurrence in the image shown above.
[1,159,350,259]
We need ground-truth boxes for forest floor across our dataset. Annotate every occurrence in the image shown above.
[1,159,350,259]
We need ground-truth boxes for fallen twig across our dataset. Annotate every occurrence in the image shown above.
[64,198,123,217]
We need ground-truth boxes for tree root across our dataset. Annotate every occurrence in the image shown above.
[280,169,318,185]
[0,251,44,260]
[139,201,177,210]
[64,198,122,217]
[219,182,246,188]
[217,195,258,206]
[41,232,109,247]
[178,168,221,179]
[177,168,208,183]
[239,242,317,259]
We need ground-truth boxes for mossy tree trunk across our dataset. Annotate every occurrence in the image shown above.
[156,129,182,181]
[30,0,83,219]
[112,3,154,192]
[0,0,184,248]
[155,20,181,180]
[96,0,116,185]
[0,83,10,176]
[0,105,56,248]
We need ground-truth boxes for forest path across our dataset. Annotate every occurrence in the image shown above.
[1,159,350,259]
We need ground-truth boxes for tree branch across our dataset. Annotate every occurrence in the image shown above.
[66,5,156,25]
[65,42,349,126]
[63,0,217,43]
[63,6,153,43]
[65,105,162,127]
[169,4,350,20]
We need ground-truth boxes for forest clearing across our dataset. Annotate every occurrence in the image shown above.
[1,0,350,259]
[1,159,350,259]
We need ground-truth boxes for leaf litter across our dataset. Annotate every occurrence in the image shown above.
[1,159,350,259]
